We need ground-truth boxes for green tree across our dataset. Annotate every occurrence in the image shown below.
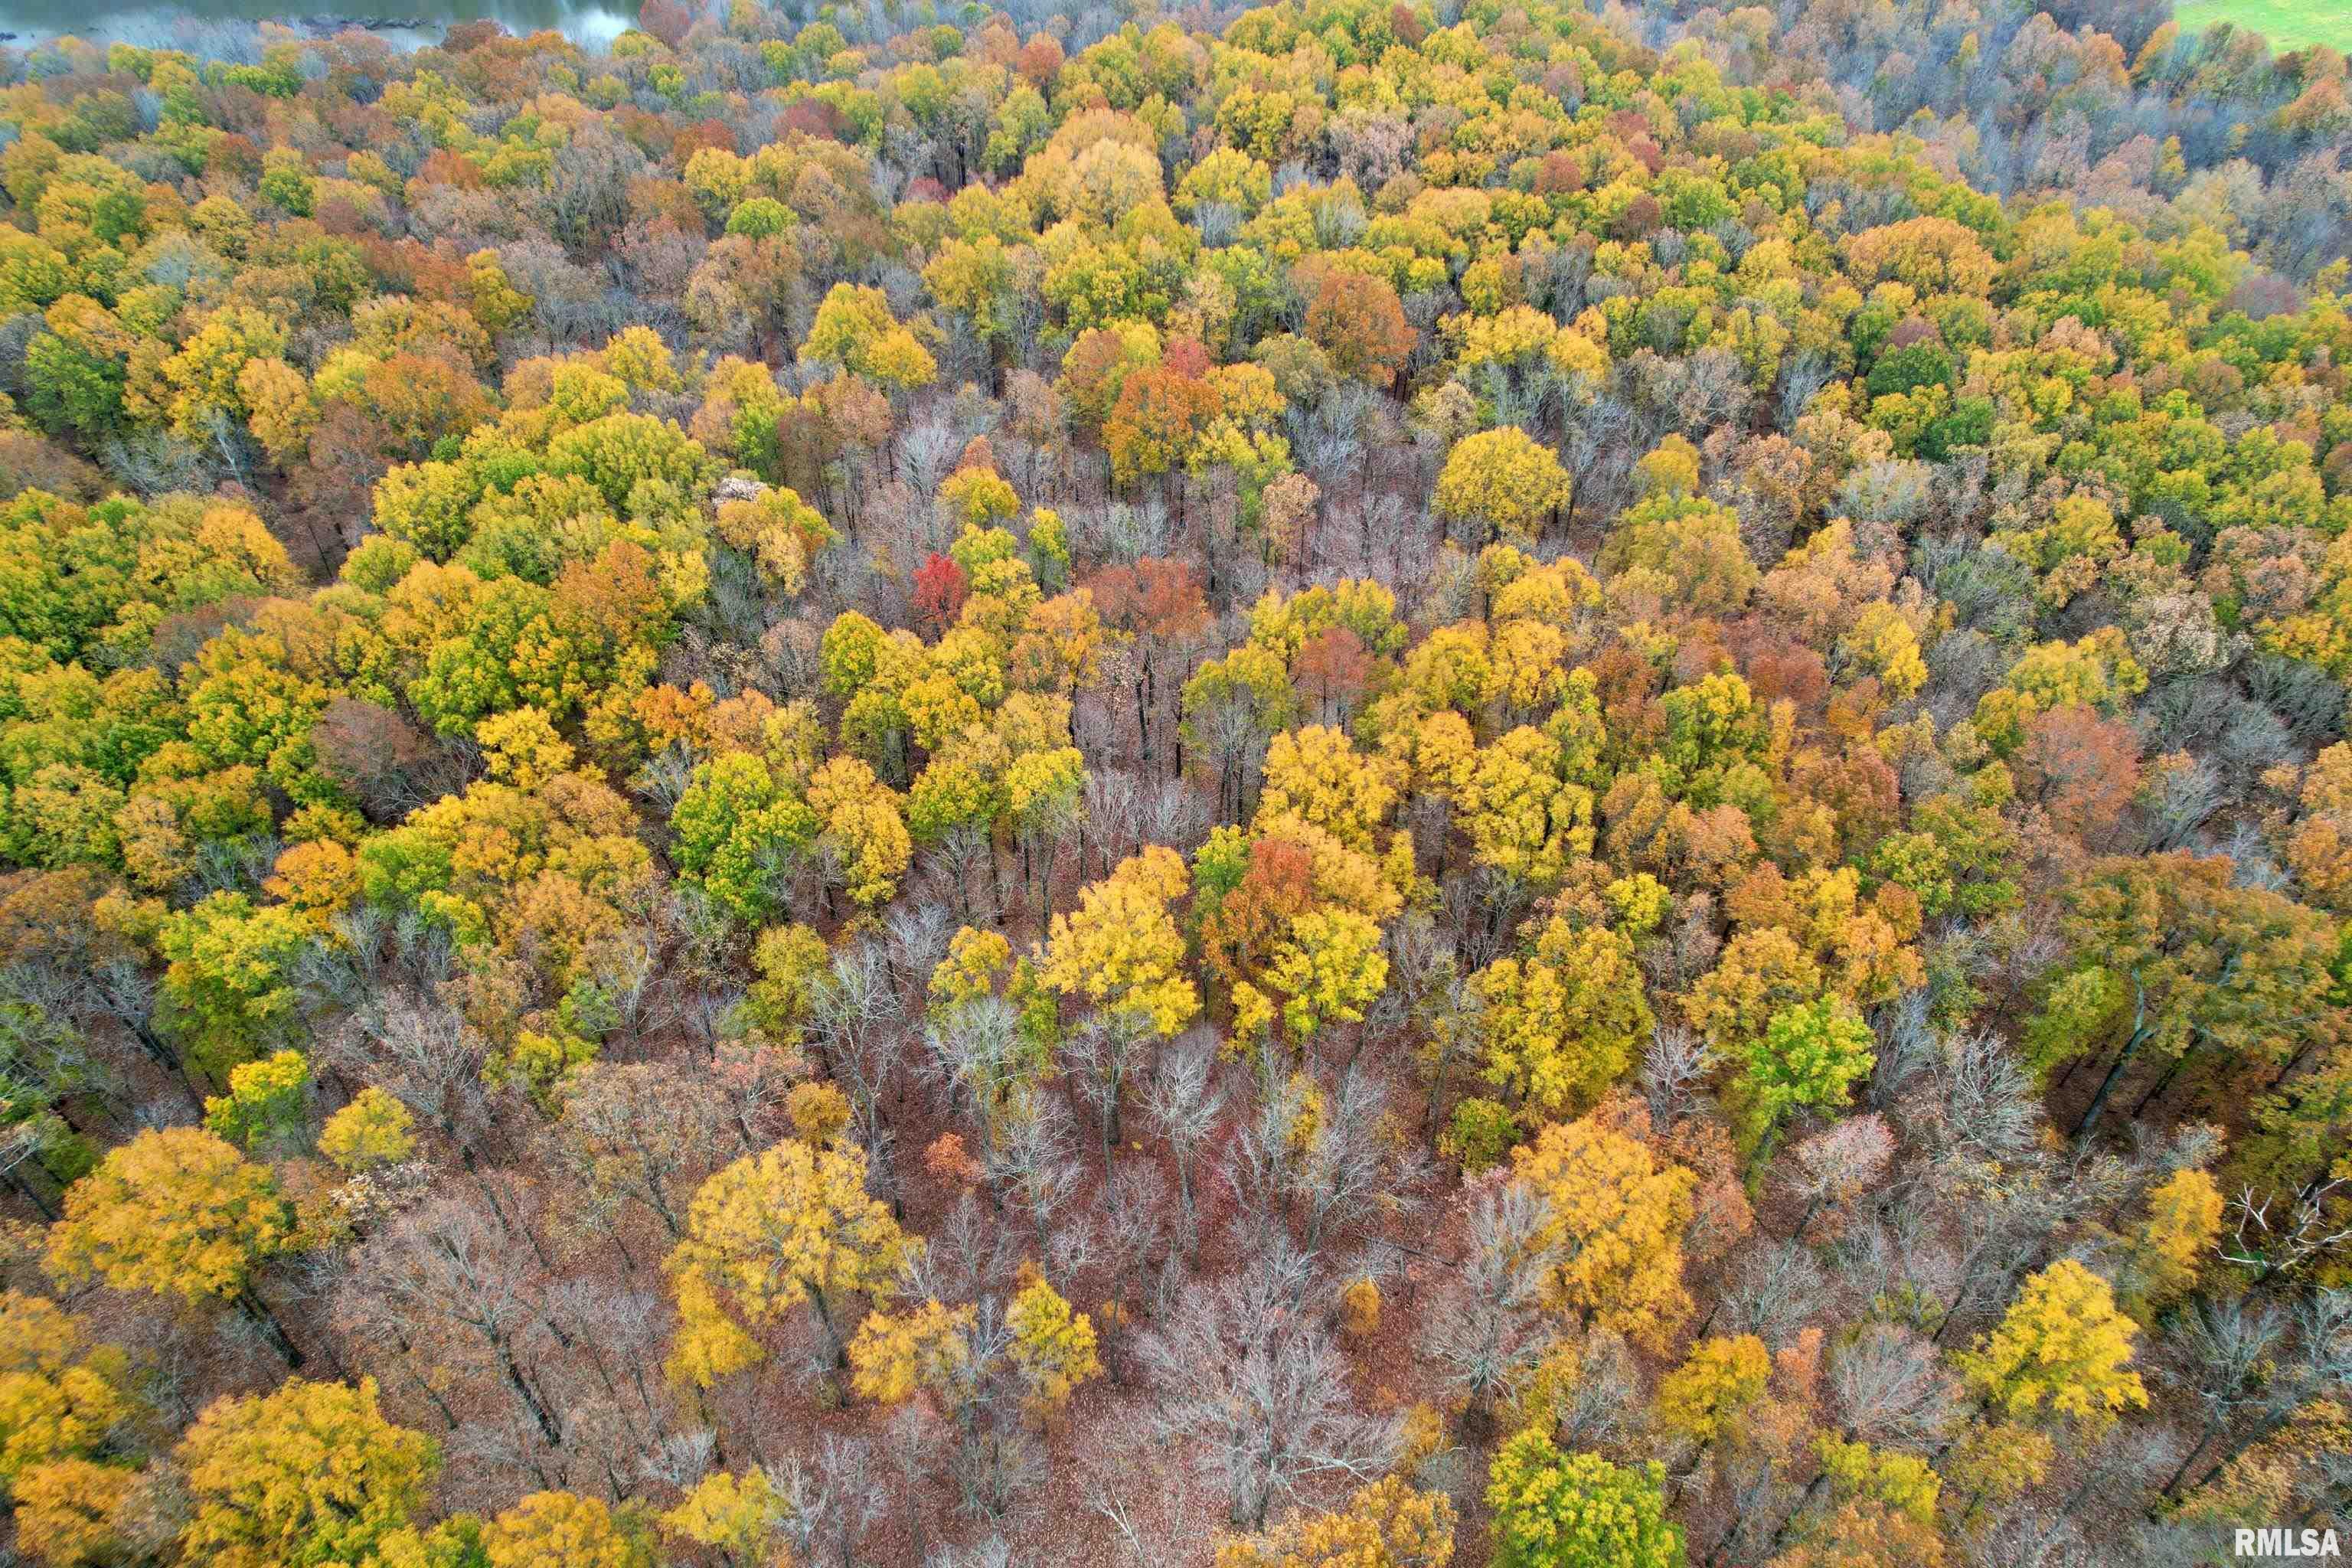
[1486,1432,1683,1568]
[202,1048,312,1155]
[1733,997,1875,1164]
[668,752,818,923]
[2028,853,2342,1148]
[155,892,323,1078]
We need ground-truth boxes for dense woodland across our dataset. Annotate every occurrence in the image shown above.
[0,0,2348,1562]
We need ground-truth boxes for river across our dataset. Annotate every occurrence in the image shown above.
[0,0,635,53]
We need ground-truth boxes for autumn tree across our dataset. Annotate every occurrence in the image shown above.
[665,1134,912,1377]
[2029,854,2341,1146]
[1473,919,1653,1122]
[46,1126,297,1360]
[1216,1474,1457,1568]
[175,1377,437,1568]
[1433,428,1572,547]
[1732,997,1875,1165]
[986,1269,1100,1421]
[661,1467,792,1564]
[1508,1105,1695,1348]
[1296,261,1416,389]
[0,1292,135,1496]
[1486,1433,1683,1568]
[1039,845,1200,1037]
[1086,556,1210,773]
[1655,1334,1772,1449]
[2119,1166,2223,1318]
[482,1491,655,1568]
[1957,1260,2149,1436]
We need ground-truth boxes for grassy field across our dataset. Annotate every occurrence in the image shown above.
[2169,0,2352,54]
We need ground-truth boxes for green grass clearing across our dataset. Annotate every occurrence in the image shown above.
[2168,0,2352,54]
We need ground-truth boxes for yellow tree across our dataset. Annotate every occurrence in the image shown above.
[848,1297,977,1405]
[1214,1474,1457,1568]
[665,1135,912,1375]
[1472,920,1652,1120]
[1654,1334,1772,1448]
[2121,1167,2222,1318]
[44,1127,296,1358]
[12,1457,142,1566]
[316,1088,416,1174]
[1446,728,1595,895]
[175,1377,437,1568]
[1432,427,1572,547]
[0,1293,134,1494]
[661,1468,792,1565]
[1039,844,1200,1037]
[1509,1106,1695,1349]
[1007,1271,1104,1419]
[805,754,913,912]
[482,1491,653,1568]
[1258,727,1402,852]
[1958,1260,2148,1435]
[1263,908,1389,1046]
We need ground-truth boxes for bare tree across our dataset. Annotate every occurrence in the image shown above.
[2219,1180,2352,1285]
[1828,1322,1959,1448]
[1233,1063,1423,1253]
[1640,1024,1716,1129]
[1420,1174,1561,1442]
[1143,1031,1225,1263]
[1784,1113,1895,1241]
[1064,1011,1152,1171]
[546,1060,729,1242]
[338,1194,567,1461]
[924,994,1027,1163]
[344,988,495,1171]
[1135,1246,1400,1528]
[988,1095,1083,1258]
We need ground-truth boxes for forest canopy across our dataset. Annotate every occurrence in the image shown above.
[0,0,2348,1563]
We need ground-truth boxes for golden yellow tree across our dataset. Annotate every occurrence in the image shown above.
[44,1128,293,1340]
[175,1377,438,1568]
[665,1136,912,1377]
[1039,844,1200,1037]
[806,755,913,911]
[12,1455,143,1565]
[848,1298,976,1405]
[660,1468,793,1565]
[1958,1260,2148,1435]
[482,1491,652,1568]
[1214,1474,1457,1568]
[1472,920,1652,1120]
[316,1088,416,1174]
[1432,427,1572,547]
[1509,1107,1696,1349]
[0,1293,133,1494]
[1007,1272,1104,1418]
[2122,1167,2223,1318]
[1257,726,1402,851]
[1655,1334,1772,1448]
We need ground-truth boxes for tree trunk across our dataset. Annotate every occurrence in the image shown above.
[238,1287,303,1369]
[2071,1021,2148,1150]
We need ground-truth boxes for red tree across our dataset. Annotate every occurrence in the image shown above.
[912,552,970,633]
